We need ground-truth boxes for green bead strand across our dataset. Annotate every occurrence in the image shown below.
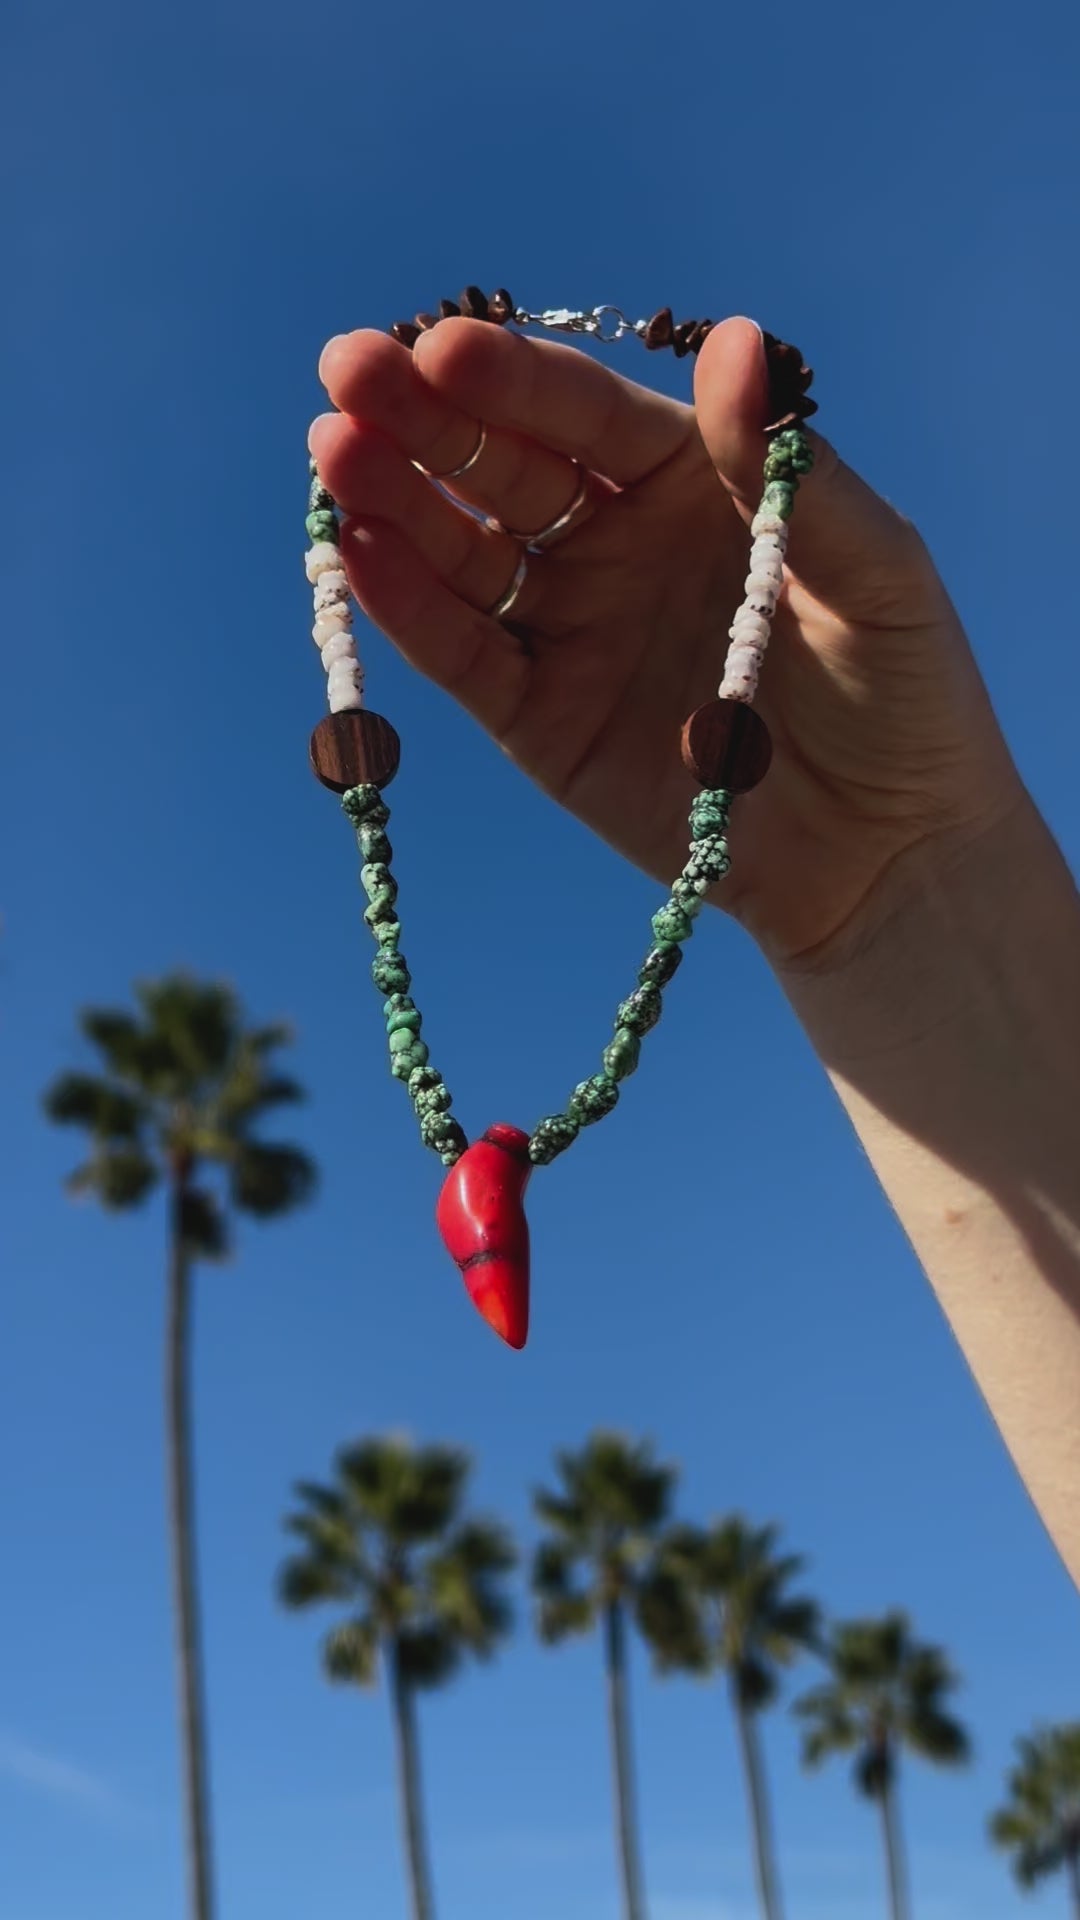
[343,784,467,1166]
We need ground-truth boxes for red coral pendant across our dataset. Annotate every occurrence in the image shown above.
[435,1124,532,1349]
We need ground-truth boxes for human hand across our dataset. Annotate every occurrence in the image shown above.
[311,317,1021,967]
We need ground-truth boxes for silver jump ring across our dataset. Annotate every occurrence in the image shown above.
[487,550,529,622]
[414,422,487,482]
[489,462,589,550]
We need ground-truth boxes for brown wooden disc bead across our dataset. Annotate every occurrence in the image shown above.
[680,699,772,792]
[459,285,489,319]
[309,711,401,794]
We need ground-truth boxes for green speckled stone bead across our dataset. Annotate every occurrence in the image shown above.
[359,828,392,864]
[343,788,390,829]
[408,1065,443,1099]
[374,919,402,950]
[372,951,411,995]
[528,1113,581,1164]
[603,1027,641,1080]
[638,943,683,989]
[671,877,706,914]
[569,1073,620,1125]
[386,1005,422,1036]
[391,1037,430,1080]
[437,1121,469,1166]
[689,789,731,839]
[412,1079,452,1116]
[761,480,797,520]
[364,895,399,931]
[652,900,695,944]
[617,984,662,1035]
[684,837,731,889]
[308,465,336,509]
[420,1110,464,1153]
[361,862,398,904]
[306,509,339,543]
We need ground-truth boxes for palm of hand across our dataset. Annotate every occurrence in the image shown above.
[315,319,1009,967]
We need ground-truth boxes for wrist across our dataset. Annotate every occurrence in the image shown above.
[777,788,1078,1078]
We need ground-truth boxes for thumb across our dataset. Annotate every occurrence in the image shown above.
[694,317,940,626]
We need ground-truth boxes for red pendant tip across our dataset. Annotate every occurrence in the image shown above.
[436,1125,532,1349]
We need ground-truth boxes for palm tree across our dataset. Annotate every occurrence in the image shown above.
[794,1611,969,1920]
[44,973,315,1920]
[531,1433,677,1920]
[641,1518,819,1920]
[279,1436,516,1920]
[990,1723,1080,1915]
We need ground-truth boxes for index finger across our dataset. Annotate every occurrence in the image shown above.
[412,317,692,487]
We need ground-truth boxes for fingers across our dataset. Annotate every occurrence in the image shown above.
[337,516,529,738]
[319,327,612,551]
[309,411,523,618]
[694,318,941,625]
[411,317,691,485]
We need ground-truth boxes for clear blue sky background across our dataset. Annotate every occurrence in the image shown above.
[3,1,1079,1916]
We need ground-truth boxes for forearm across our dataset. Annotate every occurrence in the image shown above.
[779,794,1080,1585]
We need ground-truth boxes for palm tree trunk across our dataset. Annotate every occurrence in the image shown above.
[604,1600,648,1920]
[1067,1846,1080,1920]
[878,1774,909,1920]
[730,1687,783,1920]
[389,1643,436,1920]
[166,1180,215,1920]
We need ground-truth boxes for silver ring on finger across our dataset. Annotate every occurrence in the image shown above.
[414,422,487,482]
[487,550,529,622]
[488,461,589,550]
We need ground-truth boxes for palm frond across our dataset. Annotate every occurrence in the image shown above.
[43,1072,146,1140]
[229,1142,316,1217]
[67,1146,159,1210]
[322,1616,379,1686]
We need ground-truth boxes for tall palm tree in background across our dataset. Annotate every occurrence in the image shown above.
[642,1517,819,1920]
[531,1433,677,1920]
[44,974,315,1920]
[279,1436,516,1920]
[794,1611,969,1920]
[990,1723,1080,1916]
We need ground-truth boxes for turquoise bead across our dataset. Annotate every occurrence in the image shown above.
[308,472,336,512]
[359,828,392,864]
[343,787,389,829]
[408,1065,443,1098]
[374,919,402,949]
[568,1074,619,1125]
[603,1027,641,1080]
[638,944,683,989]
[364,893,399,929]
[652,900,695,944]
[412,1079,451,1116]
[361,862,398,905]
[372,951,411,995]
[528,1113,580,1164]
[306,509,339,543]
[689,789,731,839]
[671,878,706,913]
[617,984,662,1035]
[761,480,796,520]
[386,1006,422,1036]
[391,1038,430,1079]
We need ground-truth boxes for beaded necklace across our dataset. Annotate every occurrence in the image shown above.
[304,289,816,1350]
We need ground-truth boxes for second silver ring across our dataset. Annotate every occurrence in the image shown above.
[488,461,589,551]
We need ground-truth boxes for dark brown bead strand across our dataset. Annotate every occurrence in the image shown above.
[459,286,489,319]
[680,699,772,792]
[414,312,438,332]
[688,320,713,353]
[488,288,515,324]
[672,321,696,358]
[762,332,817,431]
[438,298,461,319]
[391,320,421,349]
[644,307,674,349]
[310,711,402,794]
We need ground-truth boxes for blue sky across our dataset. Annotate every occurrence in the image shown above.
[3,0,1079,1916]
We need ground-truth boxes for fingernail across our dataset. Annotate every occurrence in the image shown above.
[307,412,338,454]
[318,332,351,381]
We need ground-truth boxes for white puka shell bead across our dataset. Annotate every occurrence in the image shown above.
[320,631,357,668]
[313,572,350,612]
[305,542,343,582]
[312,605,353,645]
